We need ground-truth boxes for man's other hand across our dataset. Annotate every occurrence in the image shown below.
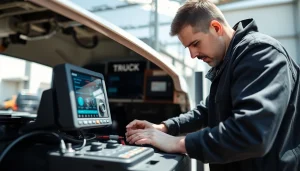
[125,128,186,153]
[126,119,168,133]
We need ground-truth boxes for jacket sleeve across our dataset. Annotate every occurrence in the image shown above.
[185,43,294,163]
[162,97,208,136]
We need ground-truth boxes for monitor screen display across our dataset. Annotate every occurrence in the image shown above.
[151,81,167,92]
[71,71,108,118]
[145,76,174,100]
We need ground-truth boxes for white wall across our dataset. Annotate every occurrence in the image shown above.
[0,54,26,78]
[29,63,52,94]
[0,54,52,102]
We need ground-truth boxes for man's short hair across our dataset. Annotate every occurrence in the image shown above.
[170,0,226,36]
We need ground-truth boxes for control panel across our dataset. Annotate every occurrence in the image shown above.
[49,141,154,167]
[48,141,189,171]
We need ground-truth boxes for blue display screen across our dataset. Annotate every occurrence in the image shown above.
[71,71,108,118]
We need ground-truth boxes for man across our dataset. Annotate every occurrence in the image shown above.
[125,0,300,170]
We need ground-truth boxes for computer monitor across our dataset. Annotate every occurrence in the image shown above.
[145,76,174,101]
[53,63,112,129]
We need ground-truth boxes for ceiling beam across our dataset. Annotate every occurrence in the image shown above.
[121,22,171,30]
[89,3,142,13]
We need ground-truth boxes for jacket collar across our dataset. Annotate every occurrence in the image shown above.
[205,18,258,81]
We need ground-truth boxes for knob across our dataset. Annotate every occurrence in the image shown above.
[106,140,119,149]
[90,142,103,151]
[98,100,106,115]
[66,143,75,153]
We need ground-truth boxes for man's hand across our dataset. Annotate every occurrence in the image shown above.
[125,128,186,153]
[126,120,168,133]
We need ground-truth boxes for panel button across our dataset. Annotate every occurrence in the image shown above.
[92,120,96,124]
[96,120,100,124]
[88,121,92,124]
[78,121,83,125]
[83,121,88,125]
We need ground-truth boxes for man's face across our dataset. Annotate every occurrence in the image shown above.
[178,24,226,67]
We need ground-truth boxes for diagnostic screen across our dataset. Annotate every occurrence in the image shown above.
[151,81,167,92]
[71,71,108,118]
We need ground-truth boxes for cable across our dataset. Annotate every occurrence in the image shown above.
[84,133,97,140]
[71,28,98,49]
[97,135,125,145]
[0,131,63,165]
[60,132,96,143]
[73,130,86,151]
[74,139,86,151]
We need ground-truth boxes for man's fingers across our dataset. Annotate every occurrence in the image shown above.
[126,129,144,143]
[126,120,138,129]
[135,138,151,145]
[126,120,144,129]
[126,129,150,144]
[129,133,143,144]
[126,129,140,137]
[126,133,135,144]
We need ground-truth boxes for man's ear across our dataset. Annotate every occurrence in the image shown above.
[210,20,223,36]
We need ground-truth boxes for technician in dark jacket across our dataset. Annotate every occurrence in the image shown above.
[126,0,300,170]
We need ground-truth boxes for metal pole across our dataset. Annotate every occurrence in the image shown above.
[194,71,204,171]
[294,0,300,65]
[23,61,31,90]
[195,72,203,105]
[154,0,159,50]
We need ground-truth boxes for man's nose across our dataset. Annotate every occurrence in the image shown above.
[189,48,198,59]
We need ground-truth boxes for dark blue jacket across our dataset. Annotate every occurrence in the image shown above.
[163,19,300,171]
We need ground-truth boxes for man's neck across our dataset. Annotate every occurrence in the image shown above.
[223,27,236,58]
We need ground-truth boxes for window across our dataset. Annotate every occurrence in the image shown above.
[0,54,52,113]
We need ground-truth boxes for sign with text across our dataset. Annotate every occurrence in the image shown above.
[108,61,146,73]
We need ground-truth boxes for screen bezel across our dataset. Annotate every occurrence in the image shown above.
[54,63,112,129]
